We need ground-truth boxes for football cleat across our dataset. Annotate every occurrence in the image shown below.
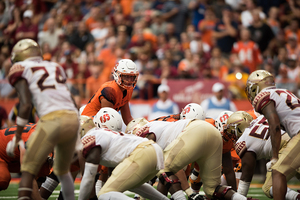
[225,111,253,141]
[245,70,275,103]
[113,59,139,89]
[188,193,206,200]
[180,103,206,120]
[93,107,123,132]
[11,39,42,64]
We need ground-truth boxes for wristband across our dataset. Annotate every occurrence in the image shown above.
[237,180,251,196]
[16,116,28,127]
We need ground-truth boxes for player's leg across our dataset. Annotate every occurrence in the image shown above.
[0,160,10,191]
[98,141,168,200]
[19,121,56,199]
[98,191,133,200]
[53,112,78,200]
[272,133,300,200]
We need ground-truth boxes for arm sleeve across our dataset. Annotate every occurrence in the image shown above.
[78,162,98,200]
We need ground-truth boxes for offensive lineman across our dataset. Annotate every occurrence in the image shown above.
[6,39,79,200]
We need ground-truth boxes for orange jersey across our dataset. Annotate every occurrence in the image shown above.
[0,124,36,164]
[82,81,133,116]
[150,114,180,122]
[232,41,262,73]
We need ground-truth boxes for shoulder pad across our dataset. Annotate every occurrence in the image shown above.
[8,64,25,86]
[235,141,247,158]
[252,91,271,113]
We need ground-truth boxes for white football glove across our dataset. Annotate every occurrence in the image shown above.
[266,158,278,172]
[6,136,24,157]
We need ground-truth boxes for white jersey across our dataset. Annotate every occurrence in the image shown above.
[253,87,300,138]
[235,115,286,160]
[81,128,149,167]
[8,57,77,117]
[142,119,191,149]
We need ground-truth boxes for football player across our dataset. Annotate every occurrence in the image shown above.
[6,39,79,200]
[226,111,300,199]
[245,70,300,200]
[81,59,139,125]
[126,118,256,200]
[78,107,168,200]
[39,115,95,200]
[0,124,52,199]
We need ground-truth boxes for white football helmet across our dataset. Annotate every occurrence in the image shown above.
[113,59,139,89]
[125,118,149,135]
[11,39,42,64]
[79,115,95,137]
[180,103,206,120]
[215,111,234,133]
[93,107,123,132]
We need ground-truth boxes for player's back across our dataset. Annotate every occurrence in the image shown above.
[253,87,300,137]
[82,128,148,167]
[235,115,286,160]
[8,58,77,117]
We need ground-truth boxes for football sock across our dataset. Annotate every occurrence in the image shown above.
[171,190,186,200]
[57,172,75,200]
[130,183,169,200]
[98,191,133,200]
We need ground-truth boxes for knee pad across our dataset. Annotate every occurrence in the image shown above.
[212,185,233,200]
[159,172,180,188]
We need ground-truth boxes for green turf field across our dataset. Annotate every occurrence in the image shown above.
[2,182,299,200]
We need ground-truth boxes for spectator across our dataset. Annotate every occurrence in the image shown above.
[85,60,106,99]
[248,9,275,56]
[116,25,130,49]
[131,0,152,22]
[285,33,300,62]
[150,11,167,36]
[38,18,64,51]
[97,36,118,81]
[276,64,298,94]
[161,0,188,35]
[198,7,217,47]
[212,5,238,56]
[273,47,288,76]
[164,23,179,41]
[0,0,10,40]
[284,18,300,44]
[0,59,16,99]
[0,106,8,129]
[41,42,52,61]
[85,6,103,31]
[155,59,178,79]
[188,0,207,30]
[201,82,237,119]
[15,10,38,42]
[3,7,21,42]
[225,59,249,99]
[232,28,262,73]
[209,47,229,80]
[240,0,266,27]
[68,21,94,51]
[267,6,280,36]
[177,49,197,79]
[148,84,179,120]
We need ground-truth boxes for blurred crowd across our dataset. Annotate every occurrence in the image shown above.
[0,0,299,102]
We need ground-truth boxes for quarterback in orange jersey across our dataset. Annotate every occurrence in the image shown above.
[0,124,52,192]
[245,70,300,200]
[81,59,139,125]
